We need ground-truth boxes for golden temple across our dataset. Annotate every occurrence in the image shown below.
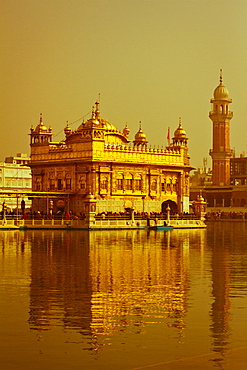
[29,103,192,215]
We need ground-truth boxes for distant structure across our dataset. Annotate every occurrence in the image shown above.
[0,153,32,211]
[29,105,193,215]
[190,158,212,187]
[230,155,247,186]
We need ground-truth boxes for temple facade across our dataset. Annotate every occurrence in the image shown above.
[29,103,192,215]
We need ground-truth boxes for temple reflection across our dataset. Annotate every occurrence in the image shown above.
[1,227,237,357]
[1,225,247,365]
[17,229,209,349]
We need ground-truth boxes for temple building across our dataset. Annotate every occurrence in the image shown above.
[29,103,192,215]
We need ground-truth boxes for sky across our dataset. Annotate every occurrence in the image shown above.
[1,0,247,169]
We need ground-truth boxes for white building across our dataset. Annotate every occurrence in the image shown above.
[0,153,32,211]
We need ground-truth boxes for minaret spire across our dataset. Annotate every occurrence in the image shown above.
[95,100,100,119]
[220,69,223,84]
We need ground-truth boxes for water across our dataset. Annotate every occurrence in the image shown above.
[0,223,247,369]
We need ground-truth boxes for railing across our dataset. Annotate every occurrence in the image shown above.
[1,213,201,223]
[95,213,200,221]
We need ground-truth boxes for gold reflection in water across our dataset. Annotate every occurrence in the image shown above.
[88,229,196,337]
[0,229,206,340]
[1,226,236,361]
[18,229,197,344]
[209,223,231,362]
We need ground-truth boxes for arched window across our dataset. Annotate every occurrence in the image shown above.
[57,178,63,190]
[65,174,72,190]
[35,178,42,191]
[116,173,124,190]
[151,179,157,191]
[126,173,133,191]
[101,176,108,190]
[79,175,86,190]
[49,175,55,190]
[135,174,142,191]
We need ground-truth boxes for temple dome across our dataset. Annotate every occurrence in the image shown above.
[213,83,229,100]
[64,124,72,137]
[34,114,49,132]
[173,123,187,139]
[134,126,147,142]
[100,118,117,131]
[35,123,48,132]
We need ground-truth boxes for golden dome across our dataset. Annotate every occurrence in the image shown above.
[35,113,48,132]
[101,118,117,131]
[173,123,187,139]
[213,83,229,100]
[123,123,130,137]
[213,70,229,100]
[64,124,72,137]
[134,124,147,142]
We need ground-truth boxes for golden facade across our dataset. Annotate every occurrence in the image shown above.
[29,104,192,214]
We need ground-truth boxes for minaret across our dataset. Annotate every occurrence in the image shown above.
[209,70,233,186]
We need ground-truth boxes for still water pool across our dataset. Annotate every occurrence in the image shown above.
[0,222,247,369]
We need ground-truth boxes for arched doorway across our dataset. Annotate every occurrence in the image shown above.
[162,200,178,214]
[206,195,214,207]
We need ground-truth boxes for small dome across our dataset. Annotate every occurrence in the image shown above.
[35,122,48,132]
[213,82,229,100]
[34,113,48,132]
[134,125,147,142]
[174,123,187,139]
[64,124,72,137]
[123,124,130,137]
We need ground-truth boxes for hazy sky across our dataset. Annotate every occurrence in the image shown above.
[1,0,247,168]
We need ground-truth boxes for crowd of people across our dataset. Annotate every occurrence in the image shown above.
[1,209,197,221]
[3,208,247,221]
[1,209,86,220]
[205,211,247,220]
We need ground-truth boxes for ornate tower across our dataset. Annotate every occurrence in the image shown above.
[209,71,233,186]
[30,113,53,146]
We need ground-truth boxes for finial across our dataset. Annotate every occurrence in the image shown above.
[179,117,182,127]
[40,113,43,124]
[95,100,100,118]
[91,105,95,119]
[167,127,171,146]
[139,121,142,130]
[220,69,223,84]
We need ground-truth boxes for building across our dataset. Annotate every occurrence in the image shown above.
[190,72,247,210]
[209,69,233,186]
[230,155,247,186]
[0,153,32,211]
[29,105,193,215]
[190,158,212,187]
